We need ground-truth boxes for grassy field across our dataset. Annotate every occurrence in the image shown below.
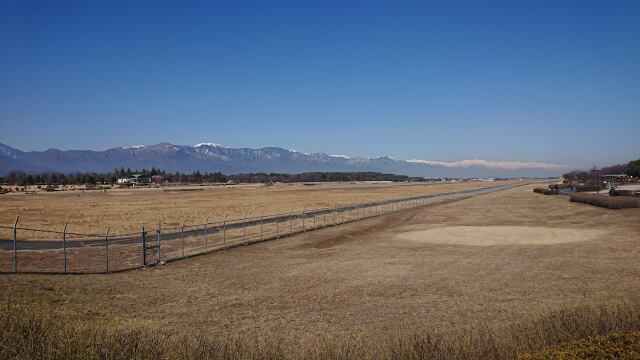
[1,183,640,358]
[0,180,516,235]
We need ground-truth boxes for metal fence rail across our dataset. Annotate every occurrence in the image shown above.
[0,184,511,274]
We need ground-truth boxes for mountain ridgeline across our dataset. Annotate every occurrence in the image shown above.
[0,142,567,178]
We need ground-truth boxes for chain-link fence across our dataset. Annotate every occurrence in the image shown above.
[0,184,511,274]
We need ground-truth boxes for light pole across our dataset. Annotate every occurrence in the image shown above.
[591,167,600,194]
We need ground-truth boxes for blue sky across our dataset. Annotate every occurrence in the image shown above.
[1,0,638,168]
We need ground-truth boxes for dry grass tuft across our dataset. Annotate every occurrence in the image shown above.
[520,331,640,359]
[2,302,640,359]
[570,193,640,209]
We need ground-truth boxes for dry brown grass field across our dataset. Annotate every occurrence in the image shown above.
[0,180,516,235]
[1,182,640,358]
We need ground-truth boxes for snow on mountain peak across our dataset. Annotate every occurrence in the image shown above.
[194,142,222,148]
[405,158,566,170]
[0,144,19,158]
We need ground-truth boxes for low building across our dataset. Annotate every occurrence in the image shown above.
[602,174,632,186]
[117,174,151,186]
[151,175,166,184]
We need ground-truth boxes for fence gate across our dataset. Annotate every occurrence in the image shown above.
[142,224,161,267]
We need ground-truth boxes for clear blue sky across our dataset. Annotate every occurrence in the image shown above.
[1,0,638,168]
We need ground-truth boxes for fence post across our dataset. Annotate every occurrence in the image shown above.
[333,203,337,225]
[275,209,279,238]
[156,222,161,264]
[289,209,293,235]
[260,209,264,241]
[223,213,228,247]
[142,224,147,267]
[13,216,19,273]
[302,208,305,232]
[204,215,209,253]
[314,208,317,229]
[62,222,68,274]
[181,219,186,259]
[341,204,344,223]
[323,207,326,227]
[104,226,110,273]
[243,211,247,245]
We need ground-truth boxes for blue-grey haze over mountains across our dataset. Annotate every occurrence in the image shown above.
[0,141,572,178]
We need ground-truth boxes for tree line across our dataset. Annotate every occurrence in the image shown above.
[0,168,416,185]
[562,158,640,182]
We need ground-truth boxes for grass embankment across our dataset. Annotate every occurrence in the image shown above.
[570,193,640,209]
[2,302,640,359]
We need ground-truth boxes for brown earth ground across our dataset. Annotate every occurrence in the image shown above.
[0,180,516,236]
[1,183,639,345]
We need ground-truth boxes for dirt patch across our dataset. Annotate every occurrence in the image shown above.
[396,226,605,246]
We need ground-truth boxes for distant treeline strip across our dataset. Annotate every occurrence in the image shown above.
[562,159,640,182]
[0,169,423,185]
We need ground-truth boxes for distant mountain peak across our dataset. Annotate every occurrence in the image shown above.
[194,142,223,148]
[0,142,569,177]
[0,143,21,158]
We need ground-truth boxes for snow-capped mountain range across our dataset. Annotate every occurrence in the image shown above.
[0,142,568,177]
